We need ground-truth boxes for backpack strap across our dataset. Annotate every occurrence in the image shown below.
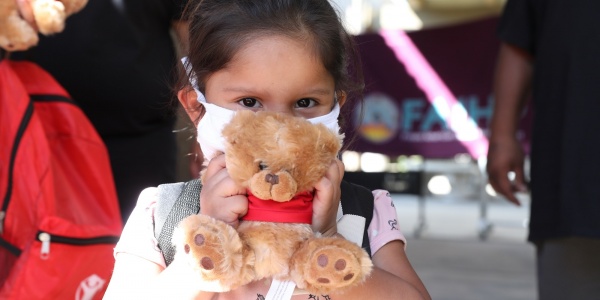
[339,180,374,257]
[155,179,202,266]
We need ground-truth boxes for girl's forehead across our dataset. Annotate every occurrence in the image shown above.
[219,35,332,85]
[231,35,321,65]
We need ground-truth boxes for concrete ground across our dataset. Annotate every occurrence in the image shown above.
[392,194,537,300]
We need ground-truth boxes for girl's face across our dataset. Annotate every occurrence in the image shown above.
[203,35,344,119]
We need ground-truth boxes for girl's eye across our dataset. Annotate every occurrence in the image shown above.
[238,98,261,108]
[296,98,316,108]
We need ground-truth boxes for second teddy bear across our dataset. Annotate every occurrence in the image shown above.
[0,0,87,51]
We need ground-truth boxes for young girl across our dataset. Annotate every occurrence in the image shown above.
[104,1,431,299]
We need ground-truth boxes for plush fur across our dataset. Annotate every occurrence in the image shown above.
[0,0,87,51]
[173,111,373,295]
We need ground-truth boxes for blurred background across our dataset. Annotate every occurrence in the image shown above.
[176,1,536,299]
[325,0,535,299]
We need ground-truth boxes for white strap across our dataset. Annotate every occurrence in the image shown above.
[337,214,366,246]
[336,201,343,221]
[266,279,296,300]
[266,205,366,299]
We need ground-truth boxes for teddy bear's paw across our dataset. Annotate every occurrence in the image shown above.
[173,215,255,291]
[31,0,67,35]
[306,247,364,291]
[0,15,40,51]
[295,238,373,294]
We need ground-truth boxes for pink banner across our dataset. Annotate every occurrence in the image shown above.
[346,17,531,159]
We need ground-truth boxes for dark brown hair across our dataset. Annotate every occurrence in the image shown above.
[177,0,364,117]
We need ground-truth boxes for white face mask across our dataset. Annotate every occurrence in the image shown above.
[182,57,343,161]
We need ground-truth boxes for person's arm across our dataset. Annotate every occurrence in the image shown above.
[310,163,429,299]
[375,241,430,299]
[102,187,219,299]
[486,42,533,205]
[222,238,429,299]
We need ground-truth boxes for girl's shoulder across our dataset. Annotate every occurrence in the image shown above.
[140,187,160,206]
[131,187,160,218]
[115,187,166,267]
[371,189,395,208]
[120,186,160,236]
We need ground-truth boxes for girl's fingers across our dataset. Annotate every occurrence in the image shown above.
[488,169,521,206]
[311,159,344,236]
[335,159,345,180]
[213,175,247,197]
[198,153,248,226]
[313,176,334,206]
[221,194,248,229]
[202,153,226,180]
[324,158,344,185]
[313,160,342,206]
[513,168,528,192]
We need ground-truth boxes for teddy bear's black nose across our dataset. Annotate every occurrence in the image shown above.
[265,173,279,185]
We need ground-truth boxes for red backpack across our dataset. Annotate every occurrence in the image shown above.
[0,60,122,299]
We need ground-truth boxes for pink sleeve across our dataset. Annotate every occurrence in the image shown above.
[113,187,167,268]
[368,190,406,255]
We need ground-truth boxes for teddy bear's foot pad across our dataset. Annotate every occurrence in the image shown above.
[174,214,254,290]
[314,252,355,283]
[299,240,372,294]
[181,232,216,270]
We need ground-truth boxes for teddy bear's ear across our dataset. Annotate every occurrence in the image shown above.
[316,125,343,156]
[222,110,255,143]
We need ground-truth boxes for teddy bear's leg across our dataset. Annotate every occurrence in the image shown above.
[290,236,373,295]
[173,214,255,292]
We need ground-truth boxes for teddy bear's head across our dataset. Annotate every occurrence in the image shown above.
[0,0,88,51]
[221,111,343,202]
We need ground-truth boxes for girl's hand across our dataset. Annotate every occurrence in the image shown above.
[311,159,344,237]
[199,154,248,228]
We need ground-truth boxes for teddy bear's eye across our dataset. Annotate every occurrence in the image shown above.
[259,162,268,170]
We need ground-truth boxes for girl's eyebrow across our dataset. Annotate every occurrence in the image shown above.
[222,86,257,93]
[223,87,332,96]
[305,88,332,96]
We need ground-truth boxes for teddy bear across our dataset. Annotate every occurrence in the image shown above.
[0,0,87,51]
[172,110,373,295]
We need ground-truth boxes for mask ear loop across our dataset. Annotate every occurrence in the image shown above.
[334,91,339,105]
[332,91,344,160]
[181,56,207,103]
